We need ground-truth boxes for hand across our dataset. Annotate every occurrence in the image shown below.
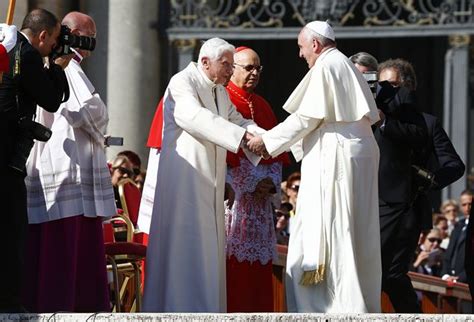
[446,276,459,283]
[413,250,429,268]
[224,183,235,209]
[247,135,269,157]
[240,131,254,148]
[54,53,75,70]
[253,177,275,200]
[378,108,385,122]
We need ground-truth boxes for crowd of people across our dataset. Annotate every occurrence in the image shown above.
[0,7,472,315]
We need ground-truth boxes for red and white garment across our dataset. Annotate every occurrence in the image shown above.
[225,158,281,265]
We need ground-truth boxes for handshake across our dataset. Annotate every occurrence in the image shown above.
[242,131,270,159]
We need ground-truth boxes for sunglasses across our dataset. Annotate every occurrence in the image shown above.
[289,184,300,192]
[233,63,263,73]
[427,237,442,243]
[115,166,133,177]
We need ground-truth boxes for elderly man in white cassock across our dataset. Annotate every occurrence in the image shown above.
[248,21,382,313]
[142,37,263,313]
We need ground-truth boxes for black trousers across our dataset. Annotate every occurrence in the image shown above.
[0,166,28,311]
[379,201,421,313]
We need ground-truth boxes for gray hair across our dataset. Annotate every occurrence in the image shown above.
[349,52,378,72]
[303,27,335,47]
[198,38,235,67]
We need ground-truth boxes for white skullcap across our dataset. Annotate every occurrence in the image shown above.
[305,20,335,41]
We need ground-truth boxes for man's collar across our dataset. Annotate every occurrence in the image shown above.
[197,64,217,88]
[71,48,83,63]
[19,31,32,45]
[227,80,251,99]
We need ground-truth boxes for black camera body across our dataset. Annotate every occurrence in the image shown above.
[53,25,96,58]
[362,71,378,97]
[8,117,52,172]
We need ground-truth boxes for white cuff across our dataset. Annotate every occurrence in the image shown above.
[0,24,17,52]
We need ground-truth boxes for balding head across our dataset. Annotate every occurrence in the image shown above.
[62,12,96,59]
[62,12,95,32]
[231,48,262,92]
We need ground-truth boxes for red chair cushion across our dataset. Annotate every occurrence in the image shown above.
[104,242,147,257]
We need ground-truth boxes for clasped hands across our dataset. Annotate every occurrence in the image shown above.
[242,132,270,159]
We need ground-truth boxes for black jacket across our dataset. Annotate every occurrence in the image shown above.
[0,32,68,169]
[420,113,465,190]
[413,113,465,229]
[442,218,469,282]
[375,86,429,204]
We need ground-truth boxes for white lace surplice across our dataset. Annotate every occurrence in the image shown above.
[225,158,282,265]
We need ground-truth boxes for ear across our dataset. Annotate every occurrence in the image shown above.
[312,39,319,53]
[201,57,210,69]
[39,30,48,42]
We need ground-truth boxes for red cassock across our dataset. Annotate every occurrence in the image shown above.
[147,97,164,149]
[0,44,9,73]
[225,80,289,313]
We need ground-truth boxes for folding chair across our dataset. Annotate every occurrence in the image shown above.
[103,213,146,312]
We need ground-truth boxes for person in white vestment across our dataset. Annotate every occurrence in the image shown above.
[142,38,263,313]
[23,12,115,312]
[248,21,382,313]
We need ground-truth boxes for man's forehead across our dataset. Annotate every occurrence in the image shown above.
[234,50,259,63]
[218,51,233,61]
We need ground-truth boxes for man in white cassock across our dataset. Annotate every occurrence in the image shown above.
[142,38,262,313]
[248,21,382,313]
[24,12,115,312]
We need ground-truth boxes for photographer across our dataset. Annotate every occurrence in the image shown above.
[23,12,115,312]
[351,53,464,313]
[0,9,71,312]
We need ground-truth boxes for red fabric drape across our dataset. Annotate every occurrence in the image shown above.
[0,45,10,73]
[146,98,164,149]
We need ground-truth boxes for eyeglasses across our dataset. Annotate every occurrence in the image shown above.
[233,63,263,73]
[289,184,299,192]
[427,237,442,243]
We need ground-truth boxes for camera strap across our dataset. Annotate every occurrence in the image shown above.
[12,41,34,124]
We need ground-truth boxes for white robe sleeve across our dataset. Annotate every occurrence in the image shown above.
[60,94,108,146]
[60,64,108,146]
[262,113,321,158]
[170,80,247,153]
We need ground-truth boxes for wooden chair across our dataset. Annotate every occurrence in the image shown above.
[103,213,147,312]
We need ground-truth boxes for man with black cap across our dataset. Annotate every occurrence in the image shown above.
[248,21,381,313]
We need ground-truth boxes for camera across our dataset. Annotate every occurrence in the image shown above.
[362,71,378,97]
[52,25,96,58]
[8,117,52,172]
[104,136,124,147]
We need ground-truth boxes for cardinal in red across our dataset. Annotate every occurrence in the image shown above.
[225,46,289,312]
